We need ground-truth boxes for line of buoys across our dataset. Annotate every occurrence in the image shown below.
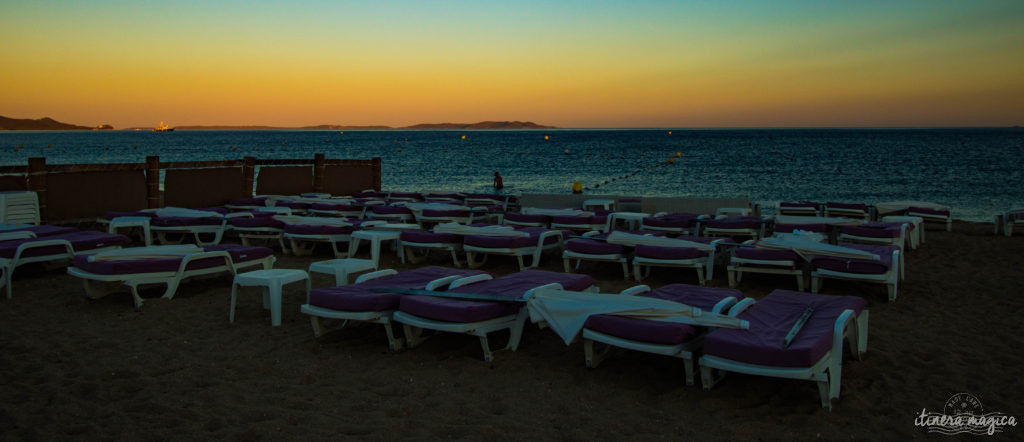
[576,153,680,192]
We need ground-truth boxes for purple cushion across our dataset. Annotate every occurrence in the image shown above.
[774,223,826,233]
[72,244,272,275]
[3,225,79,237]
[504,212,550,224]
[283,224,354,235]
[826,202,867,211]
[703,290,867,367]
[103,211,156,220]
[311,203,362,212]
[585,284,744,345]
[642,213,700,228]
[706,216,762,229]
[634,245,708,260]
[551,215,605,226]
[399,270,594,323]
[907,206,949,217]
[388,192,423,200]
[735,246,800,261]
[811,243,897,275]
[151,216,223,227]
[229,217,285,229]
[0,231,132,259]
[839,224,900,239]
[308,266,485,312]
[274,201,310,210]
[400,231,460,244]
[566,239,624,255]
[425,193,464,200]
[353,191,387,199]
[228,197,267,207]
[421,209,471,218]
[464,228,566,249]
[779,201,819,209]
[371,206,413,215]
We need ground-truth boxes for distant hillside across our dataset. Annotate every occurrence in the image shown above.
[0,116,91,130]
[401,121,554,129]
[128,121,555,130]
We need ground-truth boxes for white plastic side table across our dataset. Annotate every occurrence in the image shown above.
[348,230,402,269]
[308,258,376,286]
[230,269,310,326]
[108,216,152,246]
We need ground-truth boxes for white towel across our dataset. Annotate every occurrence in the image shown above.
[773,215,861,226]
[272,215,353,227]
[154,207,225,218]
[521,207,593,217]
[432,223,528,237]
[87,245,203,262]
[526,288,748,345]
[605,231,714,251]
[756,236,879,260]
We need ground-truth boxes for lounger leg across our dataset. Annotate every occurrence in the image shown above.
[696,266,706,286]
[887,282,897,303]
[450,250,463,268]
[128,285,145,310]
[796,273,805,292]
[383,321,404,351]
[857,311,869,357]
[563,257,573,273]
[727,268,738,288]
[620,261,629,280]
[229,283,239,323]
[479,335,495,362]
[584,339,611,369]
[506,310,529,351]
[683,358,696,387]
[161,279,181,299]
[241,236,252,247]
[278,237,290,255]
[633,263,643,282]
[405,247,427,264]
[817,378,832,411]
[310,315,325,337]
[403,324,428,348]
[811,275,822,293]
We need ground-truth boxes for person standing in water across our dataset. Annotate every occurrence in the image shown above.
[493,171,504,190]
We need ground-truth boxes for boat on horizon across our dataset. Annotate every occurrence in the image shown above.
[152,121,175,132]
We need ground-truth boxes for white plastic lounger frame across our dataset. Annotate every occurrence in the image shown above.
[284,232,351,258]
[823,205,871,220]
[698,298,869,411]
[400,238,465,268]
[632,238,729,286]
[905,209,952,232]
[777,204,820,217]
[811,248,902,302]
[150,213,249,246]
[583,285,740,386]
[67,251,275,309]
[299,270,468,350]
[415,212,472,228]
[728,250,806,292]
[395,275,599,362]
[1000,208,1024,237]
[562,231,630,279]
[464,230,565,271]
[700,216,766,240]
[3,232,124,299]
[550,217,607,233]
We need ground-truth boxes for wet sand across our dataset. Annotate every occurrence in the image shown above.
[1,222,1021,440]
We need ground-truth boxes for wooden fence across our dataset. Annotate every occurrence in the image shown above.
[0,155,381,222]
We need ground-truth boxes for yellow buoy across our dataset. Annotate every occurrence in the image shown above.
[232,146,238,151]
[564,149,570,155]
[668,131,672,135]
[572,181,583,193]
[668,158,675,164]
[461,135,467,140]
[544,135,549,141]
[675,152,681,157]
[339,130,343,134]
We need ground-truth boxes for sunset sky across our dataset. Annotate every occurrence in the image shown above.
[2,0,1023,128]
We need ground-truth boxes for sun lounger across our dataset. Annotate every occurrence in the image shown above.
[837,222,907,248]
[698,289,868,410]
[282,221,356,257]
[629,234,731,286]
[228,213,289,252]
[728,242,808,291]
[2,229,131,299]
[146,207,242,245]
[1001,208,1024,236]
[368,205,415,223]
[299,266,486,349]
[400,231,466,267]
[309,202,365,218]
[824,202,871,220]
[550,212,609,232]
[66,244,274,308]
[422,192,464,203]
[463,226,568,270]
[810,242,902,302]
[394,270,597,361]
[387,191,424,203]
[562,230,663,279]
[583,284,744,385]
[225,197,269,211]
[778,201,821,217]
[502,212,550,228]
[700,216,767,239]
[639,212,702,235]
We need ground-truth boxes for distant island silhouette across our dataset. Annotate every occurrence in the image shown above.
[0,115,555,131]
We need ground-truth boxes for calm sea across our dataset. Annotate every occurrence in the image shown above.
[1,128,1021,221]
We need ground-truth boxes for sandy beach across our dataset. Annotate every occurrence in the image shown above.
[1,221,1021,440]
